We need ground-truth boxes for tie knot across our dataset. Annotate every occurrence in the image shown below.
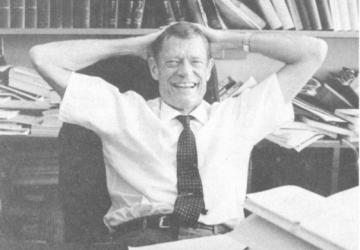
[177,115,191,128]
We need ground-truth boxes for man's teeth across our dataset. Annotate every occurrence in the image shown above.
[174,83,196,88]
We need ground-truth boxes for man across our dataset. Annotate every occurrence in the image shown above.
[30,22,327,247]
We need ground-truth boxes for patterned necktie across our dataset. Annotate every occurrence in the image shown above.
[173,115,206,226]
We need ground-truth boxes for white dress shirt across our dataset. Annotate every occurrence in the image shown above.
[59,72,293,230]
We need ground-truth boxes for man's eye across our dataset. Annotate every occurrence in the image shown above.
[166,60,179,67]
[192,60,204,67]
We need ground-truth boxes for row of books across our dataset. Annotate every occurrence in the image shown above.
[0,64,62,137]
[0,0,358,31]
[219,67,359,151]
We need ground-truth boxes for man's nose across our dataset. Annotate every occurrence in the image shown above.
[177,60,192,77]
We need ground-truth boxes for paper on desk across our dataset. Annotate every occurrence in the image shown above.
[128,234,248,250]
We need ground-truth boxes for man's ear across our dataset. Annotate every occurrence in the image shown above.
[148,57,159,81]
[206,58,215,81]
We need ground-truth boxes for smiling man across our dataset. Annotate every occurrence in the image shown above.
[30,22,327,247]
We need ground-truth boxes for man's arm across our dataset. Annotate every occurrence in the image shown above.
[198,27,328,103]
[29,31,162,96]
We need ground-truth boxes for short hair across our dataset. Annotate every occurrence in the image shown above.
[150,22,211,61]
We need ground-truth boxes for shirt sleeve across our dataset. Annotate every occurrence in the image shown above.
[59,72,144,135]
[229,73,294,144]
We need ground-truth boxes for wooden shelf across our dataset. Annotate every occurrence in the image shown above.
[0,28,358,38]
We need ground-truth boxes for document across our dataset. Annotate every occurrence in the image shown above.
[128,234,248,250]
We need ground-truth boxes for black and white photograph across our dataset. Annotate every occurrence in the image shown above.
[0,0,358,249]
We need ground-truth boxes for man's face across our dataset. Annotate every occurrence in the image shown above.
[149,36,214,113]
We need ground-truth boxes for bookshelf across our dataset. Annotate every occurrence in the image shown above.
[0,28,358,38]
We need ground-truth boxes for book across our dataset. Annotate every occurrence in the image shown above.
[0,0,10,28]
[50,0,62,28]
[255,0,282,29]
[267,129,325,151]
[131,0,146,28]
[300,116,353,136]
[90,0,104,28]
[347,0,359,31]
[201,0,223,29]
[37,0,50,28]
[62,0,73,28]
[304,0,322,30]
[25,0,37,28]
[285,0,303,30]
[337,0,351,31]
[295,0,312,30]
[328,0,342,31]
[215,0,265,29]
[230,0,266,29]
[141,0,157,28]
[244,185,359,250]
[158,0,176,25]
[124,0,135,28]
[316,0,333,30]
[0,100,52,110]
[117,0,129,28]
[103,0,118,28]
[171,0,186,21]
[185,0,207,26]
[73,0,90,28]
[316,83,353,111]
[293,97,347,123]
[10,0,25,28]
[271,0,294,30]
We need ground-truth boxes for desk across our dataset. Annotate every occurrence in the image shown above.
[252,139,358,195]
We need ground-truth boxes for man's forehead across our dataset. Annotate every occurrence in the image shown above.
[159,36,209,57]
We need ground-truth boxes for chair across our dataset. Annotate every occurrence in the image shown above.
[58,55,219,243]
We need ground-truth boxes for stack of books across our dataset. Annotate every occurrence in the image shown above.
[0,0,358,31]
[268,67,358,151]
[220,67,359,151]
[0,65,62,137]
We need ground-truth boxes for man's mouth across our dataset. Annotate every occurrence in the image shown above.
[172,82,197,88]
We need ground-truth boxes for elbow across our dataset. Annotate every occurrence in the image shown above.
[307,38,328,67]
[29,45,47,70]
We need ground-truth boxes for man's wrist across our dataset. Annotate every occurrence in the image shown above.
[241,32,253,52]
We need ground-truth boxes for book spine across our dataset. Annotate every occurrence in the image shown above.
[131,0,146,28]
[337,0,351,31]
[328,0,342,30]
[62,0,73,28]
[50,0,62,28]
[117,0,128,28]
[347,0,359,31]
[0,0,10,28]
[25,0,37,28]
[201,0,222,29]
[285,0,303,30]
[271,0,294,29]
[295,0,312,30]
[160,0,176,25]
[304,0,322,30]
[73,0,90,28]
[142,0,157,28]
[255,0,282,29]
[124,0,135,28]
[316,0,333,30]
[37,0,50,28]
[171,0,186,21]
[103,0,118,28]
[90,0,104,28]
[231,0,266,29]
[10,0,25,28]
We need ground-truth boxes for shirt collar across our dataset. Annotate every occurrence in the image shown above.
[159,99,210,125]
